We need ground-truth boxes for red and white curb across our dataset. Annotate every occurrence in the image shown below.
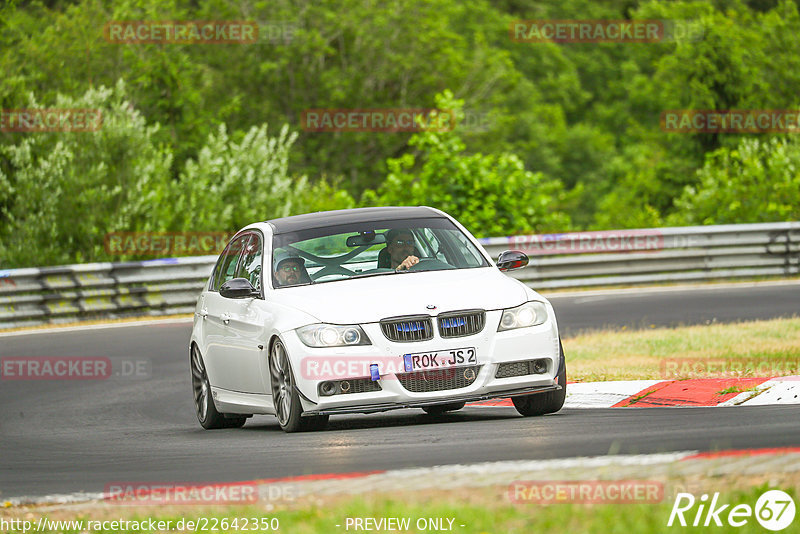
[468,376,800,408]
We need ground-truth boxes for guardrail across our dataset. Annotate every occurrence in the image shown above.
[0,257,217,329]
[1,222,798,329]
[478,221,800,289]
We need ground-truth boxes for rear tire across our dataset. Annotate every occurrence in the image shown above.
[191,345,248,429]
[269,339,328,433]
[422,402,466,414]
[512,340,567,417]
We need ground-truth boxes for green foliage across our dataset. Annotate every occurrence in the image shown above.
[669,137,800,225]
[168,123,352,233]
[363,92,570,237]
[0,81,173,266]
[3,0,800,266]
[592,143,667,230]
[0,0,522,192]
[0,83,353,267]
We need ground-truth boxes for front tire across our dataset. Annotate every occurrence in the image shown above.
[512,340,567,417]
[269,339,328,433]
[191,345,247,429]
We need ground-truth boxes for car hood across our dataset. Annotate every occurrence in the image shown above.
[269,267,531,324]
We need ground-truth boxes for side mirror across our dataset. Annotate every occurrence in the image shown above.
[496,250,529,272]
[220,277,259,299]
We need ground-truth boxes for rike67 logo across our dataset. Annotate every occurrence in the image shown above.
[668,490,795,531]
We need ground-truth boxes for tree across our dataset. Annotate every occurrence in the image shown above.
[169,122,353,233]
[363,91,570,237]
[669,137,800,225]
[0,81,173,267]
[0,81,353,267]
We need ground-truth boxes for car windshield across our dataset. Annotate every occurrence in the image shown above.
[270,217,489,287]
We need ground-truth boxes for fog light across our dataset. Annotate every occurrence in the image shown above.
[533,359,547,374]
[320,381,337,396]
[339,380,351,393]
[463,368,476,381]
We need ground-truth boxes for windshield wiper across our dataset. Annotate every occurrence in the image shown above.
[348,270,404,280]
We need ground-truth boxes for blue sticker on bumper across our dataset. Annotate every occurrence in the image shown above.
[403,354,413,373]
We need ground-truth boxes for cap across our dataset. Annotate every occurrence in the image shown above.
[273,250,305,272]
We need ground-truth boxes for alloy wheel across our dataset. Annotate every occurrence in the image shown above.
[270,341,293,426]
[191,346,209,422]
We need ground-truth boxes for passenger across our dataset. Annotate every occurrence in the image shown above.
[273,252,308,286]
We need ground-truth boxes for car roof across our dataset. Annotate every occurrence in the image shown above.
[266,206,445,234]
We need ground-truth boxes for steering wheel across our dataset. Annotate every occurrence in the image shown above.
[406,258,455,271]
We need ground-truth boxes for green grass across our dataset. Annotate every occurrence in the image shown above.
[716,385,743,395]
[7,483,796,534]
[563,317,800,381]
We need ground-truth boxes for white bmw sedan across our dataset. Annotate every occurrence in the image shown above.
[190,206,566,432]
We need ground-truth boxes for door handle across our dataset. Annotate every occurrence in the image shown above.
[221,312,231,325]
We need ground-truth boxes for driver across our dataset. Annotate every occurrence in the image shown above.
[382,229,419,270]
[273,251,307,287]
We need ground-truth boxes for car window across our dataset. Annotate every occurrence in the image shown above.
[448,230,485,267]
[270,217,489,287]
[212,234,249,291]
[235,233,263,292]
[419,228,445,262]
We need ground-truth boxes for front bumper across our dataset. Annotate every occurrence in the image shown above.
[302,383,561,415]
[281,309,562,414]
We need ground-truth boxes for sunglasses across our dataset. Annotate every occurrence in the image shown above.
[393,239,414,246]
[279,264,300,273]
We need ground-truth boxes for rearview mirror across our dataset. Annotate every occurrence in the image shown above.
[346,232,387,247]
[220,278,260,299]
[496,250,529,272]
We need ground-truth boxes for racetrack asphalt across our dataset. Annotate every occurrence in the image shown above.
[546,280,800,336]
[1,282,799,499]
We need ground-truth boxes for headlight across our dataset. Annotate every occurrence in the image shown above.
[497,301,548,331]
[296,324,371,347]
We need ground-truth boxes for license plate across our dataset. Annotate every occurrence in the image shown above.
[403,347,477,372]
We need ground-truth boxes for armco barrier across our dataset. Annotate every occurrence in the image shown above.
[0,257,217,329]
[1,222,798,329]
[478,222,800,289]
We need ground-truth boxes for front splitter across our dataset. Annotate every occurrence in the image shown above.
[303,384,561,416]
